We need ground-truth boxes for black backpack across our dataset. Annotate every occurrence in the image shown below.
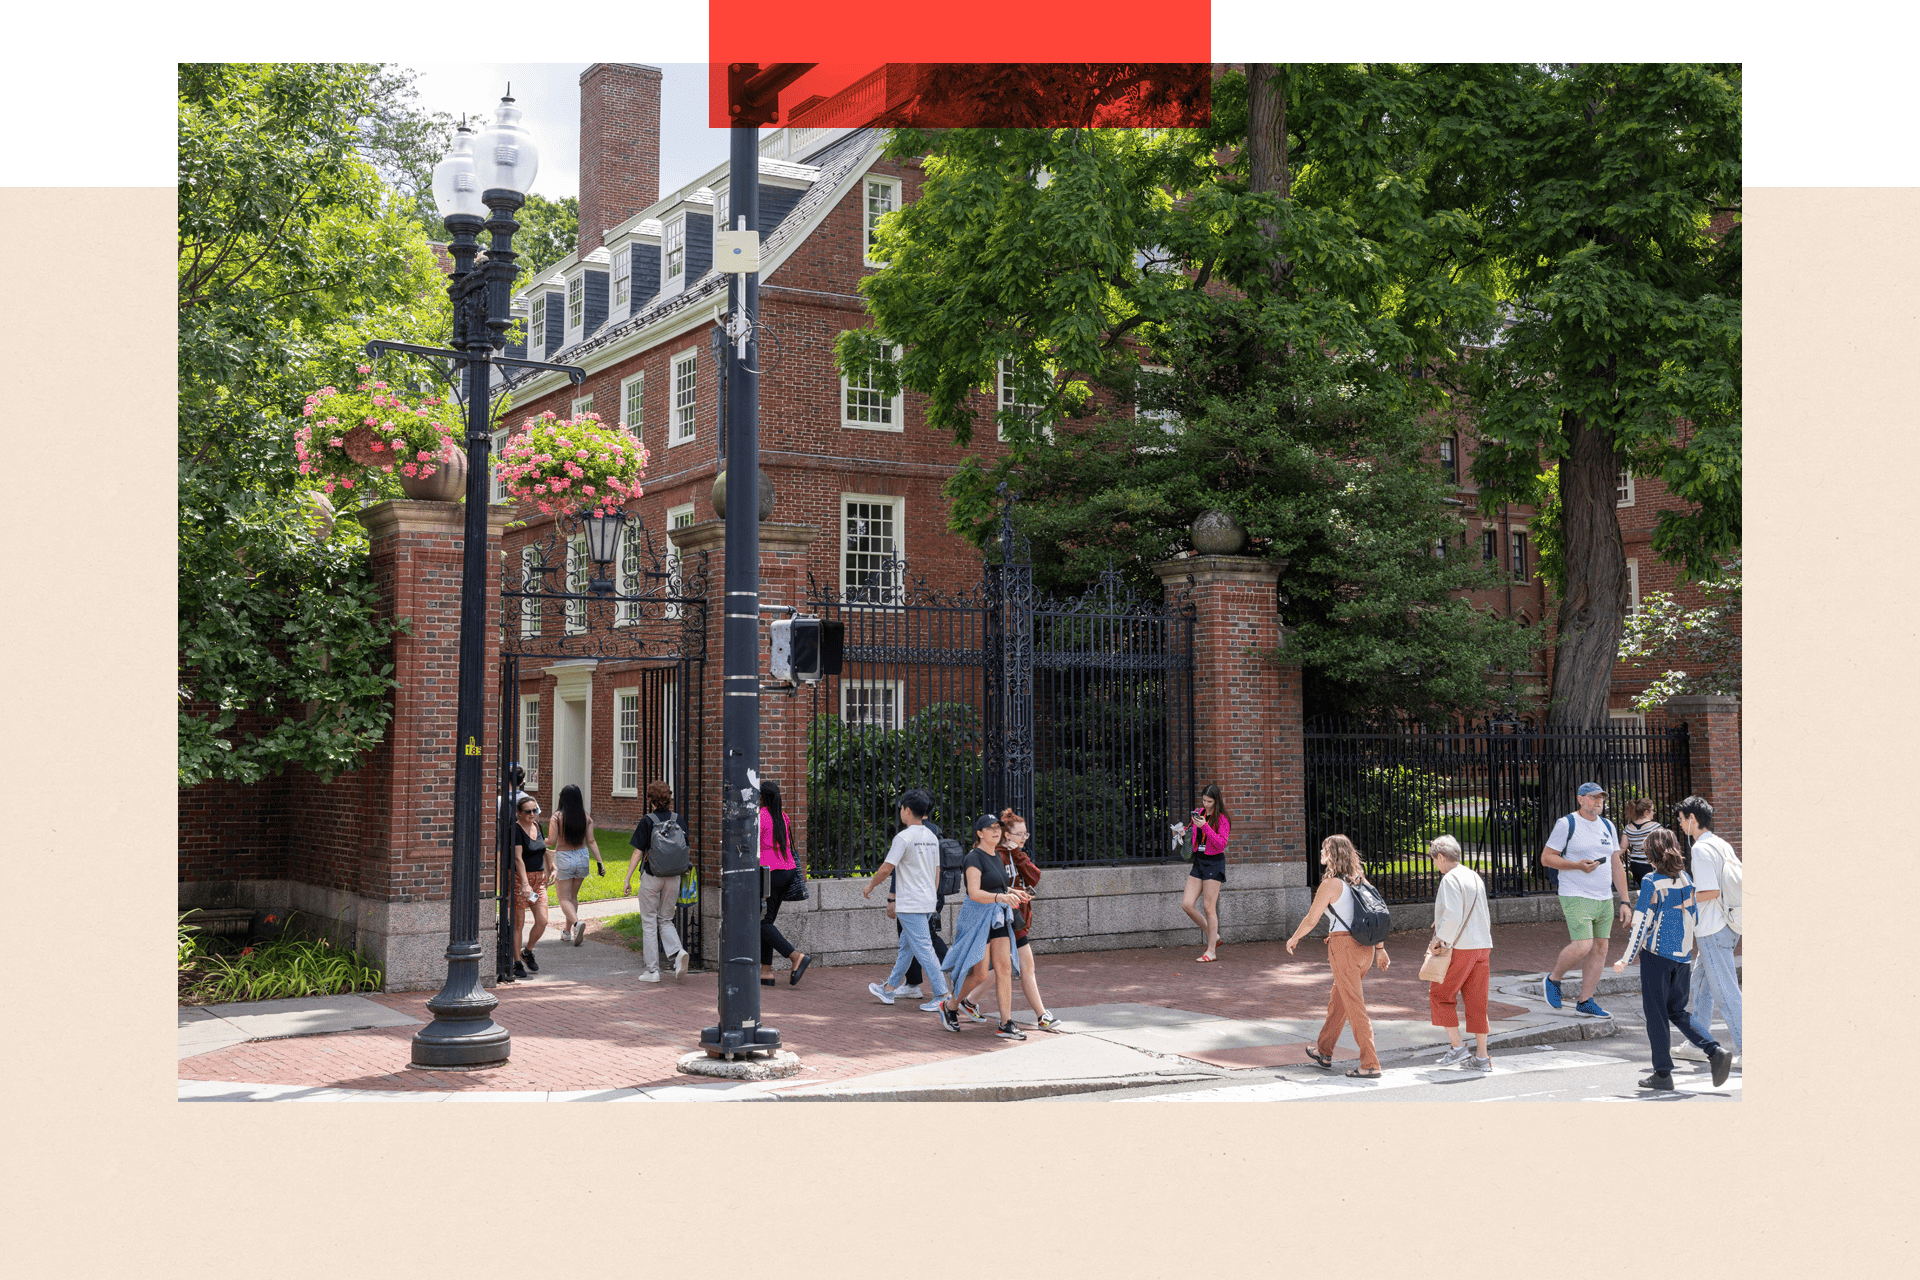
[927,821,966,897]
[640,811,690,877]
[1329,877,1393,946]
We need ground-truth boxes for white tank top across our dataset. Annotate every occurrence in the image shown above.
[1327,879,1355,935]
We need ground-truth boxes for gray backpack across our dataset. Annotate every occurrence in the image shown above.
[646,812,690,877]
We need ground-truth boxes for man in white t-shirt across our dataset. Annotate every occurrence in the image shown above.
[1540,782,1631,1018]
[862,789,953,1006]
[1676,794,1742,1058]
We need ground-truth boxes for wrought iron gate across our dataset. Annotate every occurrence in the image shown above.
[495,513,708,978]
[1304,716,1693,904]
[804,500,1195,875]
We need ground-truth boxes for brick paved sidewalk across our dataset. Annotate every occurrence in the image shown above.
[176,921,1603,1093]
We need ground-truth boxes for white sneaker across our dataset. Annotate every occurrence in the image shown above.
[637,971,661,983]
[895,984,924,999]
[918,999,945,1012]
[868,982,897,1005]
[674,950,689,979]
[1434,1044,1473,1068]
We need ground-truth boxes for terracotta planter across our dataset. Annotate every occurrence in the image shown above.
[340,425,386,466]
[399,447,467,502]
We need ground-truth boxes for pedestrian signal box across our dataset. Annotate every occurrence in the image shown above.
[769,616,843,683]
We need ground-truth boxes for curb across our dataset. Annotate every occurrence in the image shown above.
[769,1072,1221,1103]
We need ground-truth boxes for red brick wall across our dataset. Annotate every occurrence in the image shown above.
[577,64,662,254]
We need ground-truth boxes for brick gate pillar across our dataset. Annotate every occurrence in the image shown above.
[1152,555,1309,935]
[1665,694,1742,854]
[666,518,819,961]
[353,498,513,989]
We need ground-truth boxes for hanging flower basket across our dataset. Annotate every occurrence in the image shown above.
[497,411,649,517]
[295,366,460,498]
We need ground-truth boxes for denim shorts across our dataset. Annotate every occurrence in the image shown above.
[553,848,591,882]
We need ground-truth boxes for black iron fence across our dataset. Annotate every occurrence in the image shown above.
[804,510,1195,876]
[1304,717,1693,904]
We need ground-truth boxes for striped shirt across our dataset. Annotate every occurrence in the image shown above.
[1623,819,1662,866]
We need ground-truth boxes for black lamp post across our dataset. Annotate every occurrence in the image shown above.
[370,93,585,1070]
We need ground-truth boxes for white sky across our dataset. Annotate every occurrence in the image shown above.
[408,63,727,203]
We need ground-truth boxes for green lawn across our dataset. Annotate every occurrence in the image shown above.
[535,827,640,906]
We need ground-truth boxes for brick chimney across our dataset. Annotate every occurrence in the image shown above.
[577,63,663,254]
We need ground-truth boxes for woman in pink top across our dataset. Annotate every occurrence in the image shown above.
[758,781,811,987]
[1181,783,1230,962]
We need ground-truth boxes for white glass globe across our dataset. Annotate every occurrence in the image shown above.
[430,125,485,220]
[474,95,540,198]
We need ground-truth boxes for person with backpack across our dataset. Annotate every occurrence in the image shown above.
[622,779,691,983]
[892,815,954,1010]
[757,780,811,987]
[1611,827,1734,1091]
[1539,782,1632,1019]
[1675,794,1742,1062]
[1285,834,1392,1079]
[862,789,953,1009]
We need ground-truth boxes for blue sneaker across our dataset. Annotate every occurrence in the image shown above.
[1542,977,1563,1009]
[1575,997,1611,1019]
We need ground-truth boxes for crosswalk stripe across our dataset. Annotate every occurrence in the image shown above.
[1128,1049,1620,1103]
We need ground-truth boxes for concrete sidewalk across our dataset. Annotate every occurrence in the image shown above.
[178,914,1736,1101]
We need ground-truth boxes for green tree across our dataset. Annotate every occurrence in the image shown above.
[1414,63,1742,728]
[840,68,1535,720]
[1617,558,1740,711]
[510,193,580,283]
[178,62,452,786]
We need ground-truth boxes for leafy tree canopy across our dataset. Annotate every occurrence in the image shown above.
[1617,558,1740,712]
[510,193,580,284]
[179,62,452,786]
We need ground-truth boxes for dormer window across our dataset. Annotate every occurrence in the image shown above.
[567,273,585,341]
[715,188,729,230]
[529,298,546,355]
[664,218,686,292]
[613,248,631,309]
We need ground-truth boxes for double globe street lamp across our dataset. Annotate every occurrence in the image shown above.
[373,92,586,1070]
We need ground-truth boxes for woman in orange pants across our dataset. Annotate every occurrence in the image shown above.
[1423,834,1493,1072]
[1285,835,1389,1079]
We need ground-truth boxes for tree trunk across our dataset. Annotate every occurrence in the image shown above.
[1247,63,1290,288]
[1546,411,1629,729]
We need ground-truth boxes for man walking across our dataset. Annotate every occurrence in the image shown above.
[863,790,953,1008]
[1540,781,1631,1018]
[1675,795,1742,1062]
[891,817,952,1011]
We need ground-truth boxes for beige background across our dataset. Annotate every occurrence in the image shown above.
[0,184,1909,1275]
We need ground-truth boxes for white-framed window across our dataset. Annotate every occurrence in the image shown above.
[663,217,686,294]
[1135,365,1179,435]
[529,296,547,354]
[841,680,903,730]
[664,503,694,620]
[1439,436,1458,485]
[1510,530,1528,583]
[567,273,585,338]
[1627,557,1641,618]
[842,494,902,605]
[613,248,631,309]
[519,546,542,637]
[863,173,901,267]
[520,695,541,789]
[620,372,645,439]
[1617,467,1636,507]
[613,687,640,796]
[492,427,513,503]
[615,526,642,629]
[997,356,1047,442]
[572,393,594,421]
[1481,528,1499,566]
[841,335,902,430]
[1609,709,1647,731]
[715,188,729,230]
[671,349,698,445]
[565,533,587,634]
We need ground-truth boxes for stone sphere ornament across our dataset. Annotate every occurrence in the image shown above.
[710,468,776,522]
[1189,508,1248,555]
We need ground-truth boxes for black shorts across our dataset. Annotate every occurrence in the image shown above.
[988,923,1012,941]
[1188,856,1226,884]
[1014,933,1030,950]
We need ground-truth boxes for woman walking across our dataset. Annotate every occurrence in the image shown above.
[956,809,1059,1031]
[1613,828,1734,1091]
[1180,784,1230,962]
[509,793,547,977]
[622,780,690,983]
[1284,835,1389,1079]
[1424,835,1493,1072]
[1621,797,1662,888]
[937,815,1031,1040]
[758,781,811,987]
[547,784,602,945]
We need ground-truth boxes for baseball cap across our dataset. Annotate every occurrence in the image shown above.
[973,814,1002,832]
[1576,782,1607,797]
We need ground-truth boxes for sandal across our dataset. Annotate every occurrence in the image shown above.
[1346,1067,1382,1079]
[1304,1047,1335,1070]
[1195,953,1217,963]
[760,978,776,987]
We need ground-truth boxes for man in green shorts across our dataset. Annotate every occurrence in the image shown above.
[1539,782,1632,1018]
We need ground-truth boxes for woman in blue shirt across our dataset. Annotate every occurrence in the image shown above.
[1614,828,1733,1091]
